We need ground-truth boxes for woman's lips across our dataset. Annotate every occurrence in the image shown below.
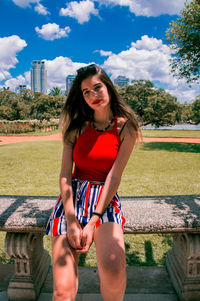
[92,99,102,105]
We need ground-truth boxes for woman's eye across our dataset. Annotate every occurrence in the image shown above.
[84,91,90,96]
[95,85,101,91]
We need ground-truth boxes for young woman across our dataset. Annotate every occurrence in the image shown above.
[46,64,140,301]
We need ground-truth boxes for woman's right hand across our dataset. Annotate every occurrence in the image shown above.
[66,216,83,250]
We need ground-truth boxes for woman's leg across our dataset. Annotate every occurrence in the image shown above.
[94,222,127,301]
[52,234,80,301]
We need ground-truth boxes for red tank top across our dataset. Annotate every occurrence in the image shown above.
[72,116,120,182]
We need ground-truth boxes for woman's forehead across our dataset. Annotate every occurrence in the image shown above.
[81,74,103,89]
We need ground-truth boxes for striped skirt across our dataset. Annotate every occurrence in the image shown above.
[45,178,126,237]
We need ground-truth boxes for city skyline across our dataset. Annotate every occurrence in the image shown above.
[0,0,199,103]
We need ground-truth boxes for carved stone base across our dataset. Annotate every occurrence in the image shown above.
[5,232,50,300]
[166,233,200,301]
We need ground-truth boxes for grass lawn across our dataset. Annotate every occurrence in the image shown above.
[142,129,200,138]
[0,138,199,267]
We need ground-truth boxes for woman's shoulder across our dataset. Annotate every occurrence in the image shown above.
[117,116,128,133]
[117,116,127,128]
[69,121,90,143]
[117,116,136,139]
[79,121,90,136]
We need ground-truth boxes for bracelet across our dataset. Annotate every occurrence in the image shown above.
[92,212,103,218]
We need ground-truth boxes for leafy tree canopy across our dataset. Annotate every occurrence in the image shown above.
[166,0,200,83]
[118,80,181,127]
[191,96,200,124]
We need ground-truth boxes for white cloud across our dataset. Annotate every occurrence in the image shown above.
[12,0,49,15]
[0,35,27,82]
[44,56,92,90]
[4,71,31,91]
[34,3,49,15]
[4,53,199,102]
[166,80,200,103]
[95,50,113,56]
[3,57,93,92]
[35,23,71,41]
[102,35,199,103]
[103,35,172,82]
[12,0,38,8]
[96,0,189,16]
[60,0,98,24]
[5,75,27,90]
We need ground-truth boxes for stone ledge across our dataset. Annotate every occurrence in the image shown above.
[0,194,200,233]
[1,194,200,301]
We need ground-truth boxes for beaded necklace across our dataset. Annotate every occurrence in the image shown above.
[92,117,114,132]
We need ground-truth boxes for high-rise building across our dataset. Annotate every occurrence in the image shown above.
[31,61,47,94]
[114,75,129,87]
[66,75,75,95]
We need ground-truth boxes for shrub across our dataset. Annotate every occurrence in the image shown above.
[0,119,59,134]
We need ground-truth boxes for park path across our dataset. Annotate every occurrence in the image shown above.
[0,133,200,145]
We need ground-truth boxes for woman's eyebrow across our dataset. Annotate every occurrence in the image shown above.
[82,82,101,92]
[82,87,89,93]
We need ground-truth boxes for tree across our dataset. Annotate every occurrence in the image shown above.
[49,86,63,96]
[166,0,200,83]
[30,94,65,120]
[191,96,200,124]
[118,80,181,127]
[20,89,34,102]
[180,102,193,123]
[0,105,14,120]
[0,90,29,120]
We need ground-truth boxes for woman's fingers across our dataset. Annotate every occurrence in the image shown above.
[76,226,94,253]
[67,223,83,249]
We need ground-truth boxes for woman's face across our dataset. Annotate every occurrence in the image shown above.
[81,74,110,111]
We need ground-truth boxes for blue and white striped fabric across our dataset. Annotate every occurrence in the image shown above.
[45,178,125,237]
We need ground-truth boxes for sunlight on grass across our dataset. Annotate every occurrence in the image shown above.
[142,129,200,138]
[0,140,199,196]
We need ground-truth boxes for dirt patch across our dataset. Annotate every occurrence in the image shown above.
[0,133,200,146]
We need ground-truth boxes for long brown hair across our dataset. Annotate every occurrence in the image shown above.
[60,64,141,143]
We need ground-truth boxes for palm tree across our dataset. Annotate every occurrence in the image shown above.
[49,86,62,96]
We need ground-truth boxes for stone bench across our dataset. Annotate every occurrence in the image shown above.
[0,194,200,301]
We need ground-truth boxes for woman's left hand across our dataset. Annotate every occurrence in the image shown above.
[75,223,94,253]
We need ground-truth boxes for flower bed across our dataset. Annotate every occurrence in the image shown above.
[0,119,59,134]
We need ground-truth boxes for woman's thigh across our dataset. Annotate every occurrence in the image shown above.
[94,222,126,276]
[52,234,80,291]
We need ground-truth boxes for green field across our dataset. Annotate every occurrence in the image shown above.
[142,129,200,138]
[0,135,199,267]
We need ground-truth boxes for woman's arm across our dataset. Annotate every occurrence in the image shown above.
[60,131,83,250]
[92,122,137,221]
[78,122,137,253]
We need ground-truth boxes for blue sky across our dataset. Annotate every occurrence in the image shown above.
[0,0,199,103]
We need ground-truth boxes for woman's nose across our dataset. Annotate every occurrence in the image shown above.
[90,90,98,96]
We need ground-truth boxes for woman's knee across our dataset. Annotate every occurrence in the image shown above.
[95,223,126,273]
[53,279,77,301]
[52,235,79,301]
[101,247,126,275]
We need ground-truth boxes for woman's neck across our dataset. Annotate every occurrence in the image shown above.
[93,110,113,125]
